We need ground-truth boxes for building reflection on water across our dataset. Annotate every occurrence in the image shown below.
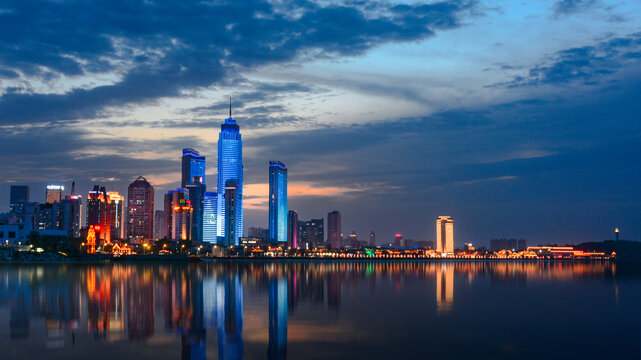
[0,261,619,358]
[436,264,454,315]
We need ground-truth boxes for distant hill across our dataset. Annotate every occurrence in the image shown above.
[576,240,641,261]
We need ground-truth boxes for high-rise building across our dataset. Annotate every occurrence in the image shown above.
[217,104,243,243]
[108,192,124,240]
[87,186,111,243]
[298,219,323,249]
[269,161,288,245]
[37,203,54,229]
[181,148,206,188]
[126,176,154,243]
[436,216,454,254]
[60,195,82,238]
[223,180,239,246]
[203,192,217,243]
[327,211,342,249]
[154,210,165,240]
[186,181,206,244]
[369,231,376,247]
[9,185,29,213]
[45,185,64,204]
[287,210,298,249]
[171,188,192,241]
[164,191,174,240]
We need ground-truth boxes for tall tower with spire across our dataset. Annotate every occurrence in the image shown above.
[216,98,243,245]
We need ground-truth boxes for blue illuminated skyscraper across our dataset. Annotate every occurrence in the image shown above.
[181,148,206,188]
[269,161,288,245]
[217,102,243,245]
[203,192,217,243]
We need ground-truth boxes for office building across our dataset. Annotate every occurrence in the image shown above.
[171,188,192,241]
[37,203,55,230]
[9,185,29,213]
[223,180,239,246]
[154,210,165,240]
[108,192,124,240]
[186,181,206,244]
[164,191,174,239]
[247,227,269,241]
[181,148,206,188]
[60,195,82,238]
[203,192,217,243]
[298,219,323,249]
[87,186,111,243]
[126,176,154,243]
[436,216,454,254]
[327,211,341,249]
[45,185,64,204]
[217,104,243,242]
[269,161,288,245]
[287,210,298,249]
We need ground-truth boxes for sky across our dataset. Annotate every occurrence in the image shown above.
[0,0,640,246]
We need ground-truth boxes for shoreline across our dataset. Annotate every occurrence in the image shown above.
[0,255,623,264]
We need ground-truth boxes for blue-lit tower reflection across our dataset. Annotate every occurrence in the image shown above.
[216,273,244,360]
[268,276,288,360]
[217,103,243,245]
[269,161,288,245]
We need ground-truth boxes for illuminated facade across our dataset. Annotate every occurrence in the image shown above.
[60,195,82,238]
[45,185,64,204]
[223,180,239,247]
[181,148,206,188]
[186,182,206,244]
[369,231,376,247]
[108,192,124,240]
[164,192,174,239]
[203,192,217,243]
[269,161,288,245]
[87,185,111,243]
[126,176,154,243]
[436,216,454,254]
[217,108,243,244]
[287,210,298,249]
[327,211,341,249]
[171,189,192,241]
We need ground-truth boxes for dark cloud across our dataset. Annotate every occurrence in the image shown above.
[0,0,474,125]
[493,33,641,88]
[553,0,598,16]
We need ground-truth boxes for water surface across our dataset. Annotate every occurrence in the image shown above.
[0,261,639,359]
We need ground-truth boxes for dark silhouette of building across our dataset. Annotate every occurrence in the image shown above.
[298,218,324,249]
[327,211,341,249]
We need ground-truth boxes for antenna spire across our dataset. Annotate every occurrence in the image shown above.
[229,96,232,119]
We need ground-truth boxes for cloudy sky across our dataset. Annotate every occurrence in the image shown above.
[1,0,639,246]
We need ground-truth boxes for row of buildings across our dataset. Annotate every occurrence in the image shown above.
[1,105,460,253]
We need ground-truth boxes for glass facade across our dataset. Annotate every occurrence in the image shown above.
[181,148,206,188]
[217,117,243,245]
[203,192,217,243]
[269,161,288,244]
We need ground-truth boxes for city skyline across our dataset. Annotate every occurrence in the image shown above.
[1,1,640,246]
